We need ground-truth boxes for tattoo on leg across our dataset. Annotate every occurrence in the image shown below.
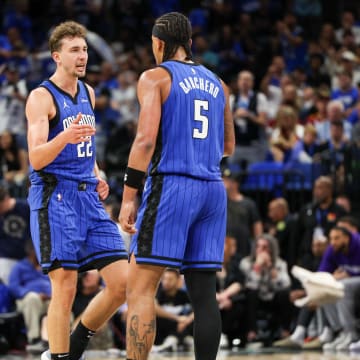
[127,315,156,360]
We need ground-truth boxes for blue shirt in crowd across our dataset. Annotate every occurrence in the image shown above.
[331,87,359,110]
[8,258,51,300]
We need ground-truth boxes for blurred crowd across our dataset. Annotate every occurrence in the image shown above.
[1,0,360,355]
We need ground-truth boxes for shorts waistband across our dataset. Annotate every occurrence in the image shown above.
[55,180,97,192]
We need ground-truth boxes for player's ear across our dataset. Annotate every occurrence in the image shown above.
[52,51,60,64]
[157,38,165,53]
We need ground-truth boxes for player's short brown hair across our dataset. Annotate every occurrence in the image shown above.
[49,21,87,53]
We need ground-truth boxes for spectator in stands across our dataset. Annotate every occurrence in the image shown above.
[99,61,118,90]
[267,198,298,269]
[318,120,349,191]
[260,56,286,89]
[337,51,360,88]
[343,123,360,213]
[319,226,360,351]
[275,13,307,72]
[276,216,359,350]
[0,63,28,143]
[0,185,30,284]
[335,11,360,46]
[290,124,323,164]
[0,130,28,196]
[111,70,138,125]
[296,176,347,270]
[8,241,51,354]
[315,100,352,142]
[270,105,303,163]
[306,53,331,89]
[228,70,268,169]
[240,234,292,345]
[292,67,307,95]
[281,83,301,112]
[307,86,330,125]
[340,29,358,56]
[216,236,245,348]
[299,87,319,123]
[0,26,30,78]
[273,229,330,350]
[222,168,263,258]
[152,269,194,352]
[260,66,291,121]
[2,1,34,50]
[331,70,358,114]
[318,23,338,52]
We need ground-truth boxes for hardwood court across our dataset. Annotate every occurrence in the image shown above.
[2,349,360,360]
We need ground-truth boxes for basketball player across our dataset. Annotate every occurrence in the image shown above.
[25,21,128,360]
[119,12,235,360]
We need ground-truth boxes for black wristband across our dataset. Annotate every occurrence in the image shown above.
[124,167,145,190]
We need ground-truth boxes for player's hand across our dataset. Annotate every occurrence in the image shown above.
[96,177,109,200]
[64,112,96,144]
[119,201,137,234]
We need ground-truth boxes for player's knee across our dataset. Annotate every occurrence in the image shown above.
[106,281,126,304]
[126,283,157,306]
[51,280,77,310]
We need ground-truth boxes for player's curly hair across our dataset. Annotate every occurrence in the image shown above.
[49,21,87,53]
[152,12,192,62]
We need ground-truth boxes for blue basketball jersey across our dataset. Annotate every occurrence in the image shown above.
[150,61,225,181]
[29,80,97,185]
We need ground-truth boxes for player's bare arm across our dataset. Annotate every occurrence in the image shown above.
[126,67,170,172]
[26,87,96,170]
[221,80,235,156]
[119,67,170,234]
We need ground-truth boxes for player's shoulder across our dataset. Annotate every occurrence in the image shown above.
[30,85,52,97]
[27,86,53,105]
[139,66,171,85]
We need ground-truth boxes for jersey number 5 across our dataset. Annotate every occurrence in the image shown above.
[193,99,209,139]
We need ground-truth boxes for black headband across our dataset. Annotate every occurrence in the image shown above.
[152,25,188,44]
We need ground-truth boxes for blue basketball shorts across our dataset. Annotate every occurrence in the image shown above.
[28,179,127,273]
[130,175,227,272]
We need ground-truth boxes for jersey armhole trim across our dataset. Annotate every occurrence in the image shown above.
[81,81,94,110]
[158,64,173,82]
[39,84,60,130]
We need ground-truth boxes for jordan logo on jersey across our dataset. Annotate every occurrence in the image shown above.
[63,99,69,109]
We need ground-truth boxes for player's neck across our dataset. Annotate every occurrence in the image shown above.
[171,48,192,63]
[50,71,78,97]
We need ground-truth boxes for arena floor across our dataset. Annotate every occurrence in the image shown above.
[2,349,360,360]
